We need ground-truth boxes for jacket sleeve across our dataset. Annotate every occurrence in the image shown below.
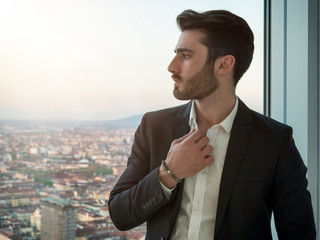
[271,127,316,239]
[108,113,172,231]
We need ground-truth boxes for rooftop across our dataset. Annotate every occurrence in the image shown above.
[42,197,73,207]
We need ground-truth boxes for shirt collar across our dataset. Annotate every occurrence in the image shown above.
[189,97,239,135]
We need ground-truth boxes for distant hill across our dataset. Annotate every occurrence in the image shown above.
[104,115,142,129]
[0,115,144,130]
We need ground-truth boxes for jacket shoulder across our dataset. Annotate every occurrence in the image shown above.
[250,110,292,133]
[143,102,191,124]
[236,99,292,134]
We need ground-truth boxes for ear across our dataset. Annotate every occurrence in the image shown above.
[215,55,236,75]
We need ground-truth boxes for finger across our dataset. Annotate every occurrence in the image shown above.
[203,155,214,165]
[196,136,210,149]
[201,145,213,157]
[174,130,195,143]
[185,130,205,143]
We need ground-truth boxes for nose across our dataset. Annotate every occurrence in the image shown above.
[167,57,178,74]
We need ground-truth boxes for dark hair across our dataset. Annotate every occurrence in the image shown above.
[177,9,254,85]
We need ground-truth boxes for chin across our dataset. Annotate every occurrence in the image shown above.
[173,90,192,101]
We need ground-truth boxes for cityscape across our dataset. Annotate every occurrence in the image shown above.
[0,117,146,240]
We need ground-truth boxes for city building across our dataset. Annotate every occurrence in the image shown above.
[41,197,76,240]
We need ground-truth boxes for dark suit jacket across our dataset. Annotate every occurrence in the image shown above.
[108,99,316,240]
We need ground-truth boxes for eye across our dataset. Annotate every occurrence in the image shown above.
[182,53,190,59]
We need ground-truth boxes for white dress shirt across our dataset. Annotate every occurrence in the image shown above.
[161,98,238,240]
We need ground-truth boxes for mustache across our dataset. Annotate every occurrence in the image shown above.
[172,74,182,81]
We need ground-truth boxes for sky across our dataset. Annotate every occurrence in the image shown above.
[0,0,264,120]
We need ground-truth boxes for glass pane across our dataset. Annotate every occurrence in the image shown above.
[0,0,263,239]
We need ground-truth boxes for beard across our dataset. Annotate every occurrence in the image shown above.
[173,63,218,100]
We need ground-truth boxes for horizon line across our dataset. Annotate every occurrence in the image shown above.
[0,115,143,122]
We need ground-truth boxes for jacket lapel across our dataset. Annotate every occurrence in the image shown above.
[173,101,192,139]
[214,99,253,238]
[163,101,192,238]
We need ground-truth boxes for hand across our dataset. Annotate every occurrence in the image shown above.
[159,130,214,188]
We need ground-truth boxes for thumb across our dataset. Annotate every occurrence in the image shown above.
[174,129,195,143]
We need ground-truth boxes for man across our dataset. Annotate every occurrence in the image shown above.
[108,10,316,240]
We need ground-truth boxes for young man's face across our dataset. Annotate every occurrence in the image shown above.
[168,29,218,100]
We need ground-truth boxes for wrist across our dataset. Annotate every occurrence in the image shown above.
[158,164,178,189]
[161,160,182,183]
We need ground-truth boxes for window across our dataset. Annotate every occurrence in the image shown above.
[0,1,264,239]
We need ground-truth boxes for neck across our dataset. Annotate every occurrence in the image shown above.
[194,90,236,132]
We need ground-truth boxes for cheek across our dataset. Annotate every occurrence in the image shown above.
[183,63,202,76]
[188,58,207,72]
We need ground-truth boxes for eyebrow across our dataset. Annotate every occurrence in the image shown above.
[174,48,195,53]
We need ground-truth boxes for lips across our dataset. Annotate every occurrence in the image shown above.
[172,74,182,86]
[174,81,181,87]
